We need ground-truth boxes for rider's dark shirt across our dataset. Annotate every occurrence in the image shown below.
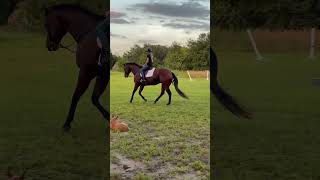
[146,54,153,66]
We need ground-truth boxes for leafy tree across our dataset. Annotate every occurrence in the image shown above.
[7,0,107,31]
[184,33,210,70]
[118,33,210,70]
[213,0,320,59]
[164,42,187,70]
[0,1,13,24]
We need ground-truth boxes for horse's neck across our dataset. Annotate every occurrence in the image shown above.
[131,66,140,75]
[64,13,101,43]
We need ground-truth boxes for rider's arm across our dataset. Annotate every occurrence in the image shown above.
[96,19,109,50]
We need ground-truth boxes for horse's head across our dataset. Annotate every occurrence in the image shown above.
[44,7,67,51]
[123,64,131,78]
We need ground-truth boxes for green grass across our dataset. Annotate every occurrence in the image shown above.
[0,31,107,179]
[213,51,320,180]
[2,30,319,180]
[110,71,210,179]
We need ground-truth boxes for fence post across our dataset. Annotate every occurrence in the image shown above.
[187,71,192,81]
[309,27,316,60]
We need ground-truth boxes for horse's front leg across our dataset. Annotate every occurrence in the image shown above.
[130,83,139,103]
[63,67,94,131]
[139,85,147,102]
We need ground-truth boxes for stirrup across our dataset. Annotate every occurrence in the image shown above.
[140,79,146,82]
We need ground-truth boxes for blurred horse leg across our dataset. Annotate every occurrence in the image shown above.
[63,66,95,131]
[138,85,147,102]
[91,75,109,120]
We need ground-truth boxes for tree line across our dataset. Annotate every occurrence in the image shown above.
[0,0,107,31]
[112,33,210,71]
[213,0,320,59]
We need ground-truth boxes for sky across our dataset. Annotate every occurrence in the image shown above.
[111,0,210,55]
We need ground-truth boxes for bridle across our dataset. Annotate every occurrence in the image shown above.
[59,42,76,53]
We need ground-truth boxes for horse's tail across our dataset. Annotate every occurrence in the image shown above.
[211,48,252,119]
[172,73,188,99]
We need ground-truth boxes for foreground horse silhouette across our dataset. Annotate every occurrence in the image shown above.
[211,48,251,119]
[45,4,109,131]
[124,63,188,105]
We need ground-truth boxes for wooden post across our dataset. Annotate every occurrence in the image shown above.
[247,29,263,61]
[309,27,316,60]
[187,71,192,81]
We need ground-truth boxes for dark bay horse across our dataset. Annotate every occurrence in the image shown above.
[124,63,188,105]
[210,48,251,119]
[45,4,109,131]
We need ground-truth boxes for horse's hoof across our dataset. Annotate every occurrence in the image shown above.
[166,103,171,105]
[144,99,147,102]
[154,101,157,104]
[63,124,71,132]
[130,101,132,103]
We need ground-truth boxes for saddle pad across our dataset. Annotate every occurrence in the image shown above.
[145,68,155,77]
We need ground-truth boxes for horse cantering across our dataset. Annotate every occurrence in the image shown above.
[123,63,188,105]
[44,4,109,131]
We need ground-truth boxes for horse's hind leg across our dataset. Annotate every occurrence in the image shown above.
[130,83,139,103]
[165,87,172,105]
[63,67,94,131]
[154,84,165,103]
[92,76,109,120]
[139,85,147,102]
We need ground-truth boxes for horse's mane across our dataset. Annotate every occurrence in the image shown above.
[125,62,142,68]
[48,4,105,20]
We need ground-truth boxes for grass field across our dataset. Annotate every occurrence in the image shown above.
[0,31,107,179]
[213,51,320,180]
[2,30,320,180]
[110,72,210,179]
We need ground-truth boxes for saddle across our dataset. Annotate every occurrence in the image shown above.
[140,68,156,78]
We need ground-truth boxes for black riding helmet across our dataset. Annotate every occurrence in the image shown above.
[146,47,152,53]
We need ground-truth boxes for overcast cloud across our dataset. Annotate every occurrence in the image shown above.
[111,0,209,55]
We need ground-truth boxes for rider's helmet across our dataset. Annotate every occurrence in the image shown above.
[146,47,152,53]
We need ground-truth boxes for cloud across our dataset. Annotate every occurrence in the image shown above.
[111,33,128,39]
[128,1,209,19]
[163,19,209,30]
[189,0,209,2]
[111,18,131,24]
[110,11,132,24]
[136,39,158,44]
[110,11,126,18]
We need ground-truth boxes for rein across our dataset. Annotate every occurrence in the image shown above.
[59,42,76,53]
[58,26,98,54]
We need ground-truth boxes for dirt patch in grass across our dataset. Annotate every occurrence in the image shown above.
[111,152,205,179]
[111,153,146,179]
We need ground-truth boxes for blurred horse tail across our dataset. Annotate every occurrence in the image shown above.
[210,47,252,119]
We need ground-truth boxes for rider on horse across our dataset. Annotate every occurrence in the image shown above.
[140,47,153,82]
[96,11,110,75]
